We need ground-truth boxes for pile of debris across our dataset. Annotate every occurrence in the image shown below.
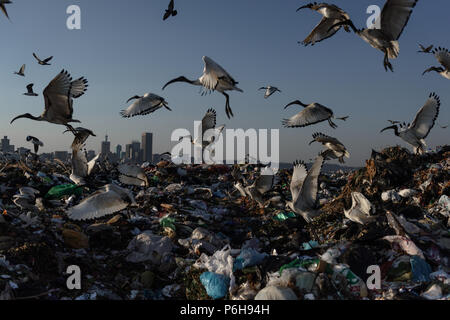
[0,146,449,300]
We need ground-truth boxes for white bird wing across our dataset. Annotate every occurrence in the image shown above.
[290,160,308,202]
[120,94,165,117]
[67,188,128,221]
[302,17,343,46]
[202,108,217,134]
[69,77,88,98]
[71,142,88,178]
[297,155,324,209]
[118,163,148,186]
[351,192,372,216]
[282,104,332,128]
[312,132,341,146]
[199,56,237,90]
[19,64,25,74]
[409,93,440,139]
[434,47,450,70]
[380,0,418,40]
[87,154,100,175]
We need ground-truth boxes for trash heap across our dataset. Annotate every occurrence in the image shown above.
[0,146,449,300]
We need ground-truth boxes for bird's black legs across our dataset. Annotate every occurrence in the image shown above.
[328,119,337,129]
[383,52,394,72]
[223,92,234,119]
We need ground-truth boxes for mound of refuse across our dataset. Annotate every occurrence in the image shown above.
[0,146,449,300]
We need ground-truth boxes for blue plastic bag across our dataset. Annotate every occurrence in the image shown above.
[200,272,230,300]
[410,255,432,282]
[233,248,268,271]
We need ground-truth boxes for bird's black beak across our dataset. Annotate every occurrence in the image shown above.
[10,114,31,124]
[164,104,172,111]
[308,140,315,145]
[126,95,141,103]
[162,76,190,90]
[296,4,311,11]
[380,125,396,133]
[284,100,303,109]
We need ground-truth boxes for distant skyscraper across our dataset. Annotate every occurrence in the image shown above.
[116,144,122,158]
[1,136,13,152]
[54,151,69,162]
[141,132,153,163]
[101,135,111,155]
[131,141,141,162]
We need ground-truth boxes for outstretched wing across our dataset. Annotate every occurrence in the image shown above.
[352,192,372,216]
[290,160,308,202]
[202,108,217,135]
[433,47,450,70]
[297,155,324,209]
[380,0,418,40]
[67,189,128,221]
[301,17,343,46]
[254,168,274,195]
[69,77,88,98]
[282,104,332,128]
[120,94,165,118]
[199,56,237,91]
[43,70,74,118]
[409,92,440,140]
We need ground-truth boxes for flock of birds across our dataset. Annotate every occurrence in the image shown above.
[2,1,448,223]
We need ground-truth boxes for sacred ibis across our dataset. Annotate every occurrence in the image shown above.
[282,99,348,129]
[296,2,350,46]
[380,92,440,155]
[26,136,43,154]
[286,154,324,223]
[259,86,281,99]
[120,93,171,118]
[162,56,243,119]
[418,44,433,53]
[309,132,350,163]
[67,184,138,221]
[423,47,450,80]
[328,0,419,72]
[11,70,88,131]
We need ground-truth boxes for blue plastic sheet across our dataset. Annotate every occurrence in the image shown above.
[200,272,230,299]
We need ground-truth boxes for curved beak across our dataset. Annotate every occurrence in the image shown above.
[162,76,191,90]
[380,125,396,133]
[308,140,316,145]
[10,114,31,124]
[126,95,141,103]
[296,4,311,12]
[284,100,303,109]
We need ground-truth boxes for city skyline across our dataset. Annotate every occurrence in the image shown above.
[1,1,448,167]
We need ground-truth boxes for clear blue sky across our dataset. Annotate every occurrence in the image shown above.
[1,0,448,166]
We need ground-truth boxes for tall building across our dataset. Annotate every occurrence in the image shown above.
[116,144,122,158]
[54,151,69,162]
[1,136,14,152]
[125,144,132,161]
[141,132,153,163]
[131,141,141,162]
[101,135,111,156]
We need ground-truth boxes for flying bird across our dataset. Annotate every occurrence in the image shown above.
[282,99,348,129]
[309,132,350,163]
[181,108,225,151]
[120,93,171,118]
[0,0,11,20]
[162,56,243,119]
[11,70,88,131]
[438,123,448,129]
[422,47,450,80]
[328,0,419,71]
[26,136,43,154]
[69,130,99,185]
[163,0,177,20]
[381,92,440,155]
[64,127,96,146]
[33,53,53,66]
[14,64,25,77]
[286,155,324,223]
[23,84,38,96]
[118,163,149,187]
[344,192,377,225]
[67,184,137,221]
[418,44,433,53]
[234,167,275,208]
[296,2,350,46]
[258,86,281,99]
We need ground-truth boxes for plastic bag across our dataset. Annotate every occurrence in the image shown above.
[45,184,82,199]
[233,248,268,271]
[200,272,230,299]
[254,286,297,300]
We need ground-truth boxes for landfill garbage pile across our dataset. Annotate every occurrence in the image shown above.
[0,146,449,300]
